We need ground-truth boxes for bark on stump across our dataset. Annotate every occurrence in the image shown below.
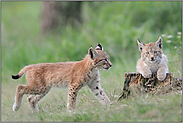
[118,72,182,101]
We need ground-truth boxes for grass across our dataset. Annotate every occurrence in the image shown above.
[2,72,182,122]
[1,1,182,122]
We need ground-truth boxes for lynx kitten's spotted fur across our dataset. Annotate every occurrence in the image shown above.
[136,37,169,81]
[12,44,112,112]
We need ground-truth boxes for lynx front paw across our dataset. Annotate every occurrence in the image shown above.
[67,102,76,111]
[141,71,152,78]
[157,71,166,81]
[12,102,20,111]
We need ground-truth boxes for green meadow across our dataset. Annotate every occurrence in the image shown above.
[1,1,182,122]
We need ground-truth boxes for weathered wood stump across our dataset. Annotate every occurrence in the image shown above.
[118,72,182,101]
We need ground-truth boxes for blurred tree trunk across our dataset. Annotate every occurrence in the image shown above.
[41,1,82,34]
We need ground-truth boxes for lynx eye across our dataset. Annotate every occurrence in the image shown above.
[153,51,157,54]
[103,58,108,62]
[146,52,149,54]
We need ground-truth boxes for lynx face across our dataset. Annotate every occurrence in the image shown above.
[94,52,112,70]
[141,42,163,65]
[88,44,112,70]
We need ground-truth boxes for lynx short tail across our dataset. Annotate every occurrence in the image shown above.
[12,75,20,79]
[12,66,30,80]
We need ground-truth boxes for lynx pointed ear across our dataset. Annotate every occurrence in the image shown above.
[88,47,98,60]
[156,37,162,49]
[137,39,145,52]
[95,43,103,50]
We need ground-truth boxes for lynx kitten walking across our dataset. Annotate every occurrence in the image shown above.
[12,44,112,112]
[136,37,169,81]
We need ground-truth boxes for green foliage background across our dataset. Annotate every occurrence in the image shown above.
[1,1,182,122]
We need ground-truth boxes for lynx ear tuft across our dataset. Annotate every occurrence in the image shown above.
[156,37,162,49]
[95,43,103,50]
[88,47,98,60]
[137,39,145,52]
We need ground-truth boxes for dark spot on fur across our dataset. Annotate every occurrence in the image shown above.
[28,97,31,102]
[87,74,91,78]
[32,101,35,108]
[73,92,75,95]
[41,67,45,71]
[96,81,99,83]
[96,93,99,96]
[93,77,97,81]
[96,86,99,89]
[100,91,103,95]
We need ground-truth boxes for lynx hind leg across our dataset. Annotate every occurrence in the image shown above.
[13,84,29,111]
[28,95,39,112]
[28,92,49,112]
[13,84,50,112]
[88,81,111,105]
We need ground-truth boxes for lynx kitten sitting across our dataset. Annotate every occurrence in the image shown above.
[136,37,169,81]
[12,44,112,112]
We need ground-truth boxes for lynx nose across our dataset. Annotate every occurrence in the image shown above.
[109,62,112,67]
[151,57,155,61]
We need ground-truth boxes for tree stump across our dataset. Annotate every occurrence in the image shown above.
[118,72,182,101]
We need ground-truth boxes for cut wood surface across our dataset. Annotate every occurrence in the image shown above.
[118,72,182,101]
